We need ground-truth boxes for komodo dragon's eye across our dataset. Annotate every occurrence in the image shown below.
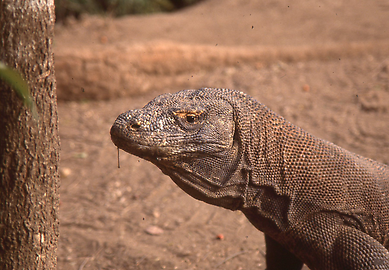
[186,113,197,123]
[173,111,204,130]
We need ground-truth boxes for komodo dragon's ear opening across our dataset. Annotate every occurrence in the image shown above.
[229,104,251,157]
[231,111,244,152]
[233,124,239,145]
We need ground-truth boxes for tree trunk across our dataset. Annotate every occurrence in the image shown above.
[0,1,60,269]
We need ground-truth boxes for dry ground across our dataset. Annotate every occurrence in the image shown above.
[56,0,389,269]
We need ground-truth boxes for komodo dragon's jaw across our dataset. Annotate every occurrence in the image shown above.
[110,118,168,161]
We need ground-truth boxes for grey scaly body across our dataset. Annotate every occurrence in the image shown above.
[110,88,389,270]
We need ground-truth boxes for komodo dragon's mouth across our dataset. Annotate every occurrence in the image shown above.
[111,120,228,162]
[110,123,195,161]
[110,125,162,159]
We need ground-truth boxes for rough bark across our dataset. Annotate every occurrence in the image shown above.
[0,0,60,269]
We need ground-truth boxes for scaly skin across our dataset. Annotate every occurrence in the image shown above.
[111,88,389,270]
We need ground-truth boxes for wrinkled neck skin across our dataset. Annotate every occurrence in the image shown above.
[235,105,292,235]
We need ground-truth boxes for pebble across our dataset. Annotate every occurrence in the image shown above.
[145,225,164,236]
[216,233,224,240]
[302,84,310,92]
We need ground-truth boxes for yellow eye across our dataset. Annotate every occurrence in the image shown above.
[186,113,197,123]
[173,111,203,129]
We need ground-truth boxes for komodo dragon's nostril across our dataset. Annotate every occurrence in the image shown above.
[128,121,141,130]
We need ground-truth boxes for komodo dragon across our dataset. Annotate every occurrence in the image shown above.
[110,87,389,270]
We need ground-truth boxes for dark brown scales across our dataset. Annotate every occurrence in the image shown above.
[111,88,389,270]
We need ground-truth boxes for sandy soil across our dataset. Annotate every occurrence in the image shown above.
[56,0,389,269]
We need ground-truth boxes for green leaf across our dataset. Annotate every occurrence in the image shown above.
[0,61,38,118]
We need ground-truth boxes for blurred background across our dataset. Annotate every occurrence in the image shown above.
[57,1,389,269]
[55,0,204,20]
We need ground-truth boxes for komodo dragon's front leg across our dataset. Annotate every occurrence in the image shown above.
[110,87,389,270]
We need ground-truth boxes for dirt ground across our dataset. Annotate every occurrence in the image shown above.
[56,0,389,269]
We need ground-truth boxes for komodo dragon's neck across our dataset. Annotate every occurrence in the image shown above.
[234,104,297,234]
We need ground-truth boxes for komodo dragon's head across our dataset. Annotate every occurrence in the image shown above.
[111,88,258,210]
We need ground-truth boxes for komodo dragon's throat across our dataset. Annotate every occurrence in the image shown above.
[110,87,389,270]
